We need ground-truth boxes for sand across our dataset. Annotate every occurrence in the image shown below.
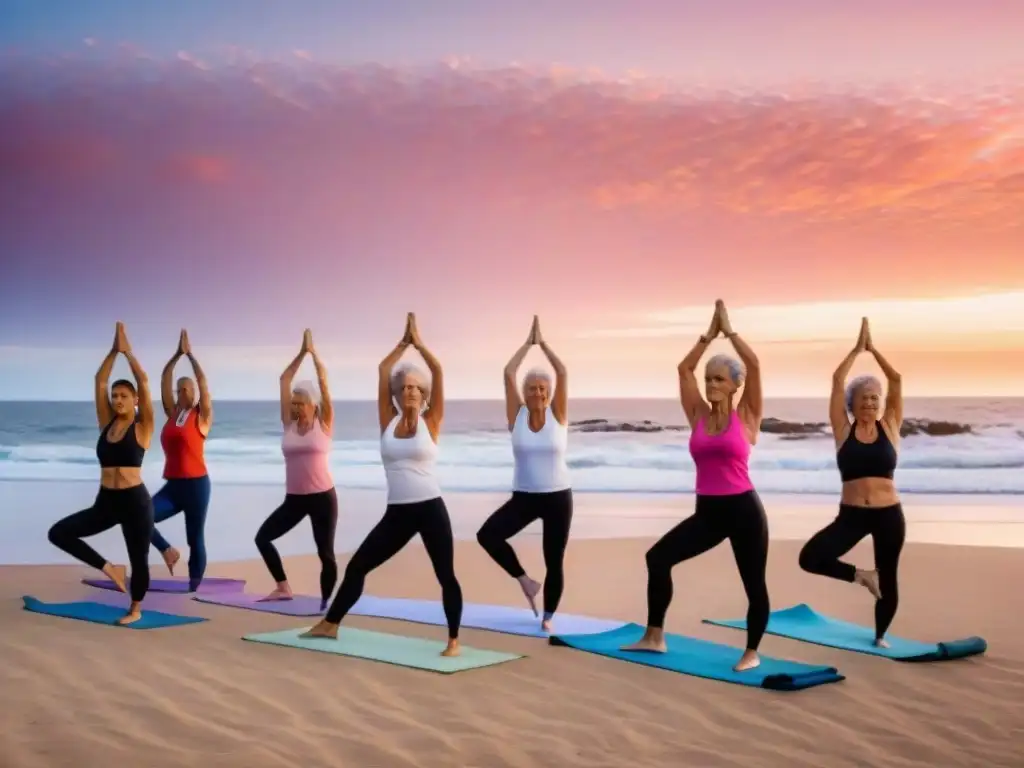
[3,536,1023,768]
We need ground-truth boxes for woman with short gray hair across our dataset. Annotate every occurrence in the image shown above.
[477,315,572,632]
[254,329,338,608]
[303,313,463,657]
[622,300,769,673]
[798,317,905,647]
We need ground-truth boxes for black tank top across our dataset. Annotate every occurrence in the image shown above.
[97,418,146,468]
[836,421,897,482]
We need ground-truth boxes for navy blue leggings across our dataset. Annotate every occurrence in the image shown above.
[150,476,212,591]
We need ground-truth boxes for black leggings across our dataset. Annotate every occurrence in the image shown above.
[255,487,339,604]
[799,503,906,639]
[325,496,463,637]
[477,489,573,617]
[48,485,155,602]
[646,490,770,651]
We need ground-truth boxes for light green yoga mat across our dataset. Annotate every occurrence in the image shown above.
[242,626,525,674]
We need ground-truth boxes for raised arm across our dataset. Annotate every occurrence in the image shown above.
[308,337,333,434]
[378,323,410,432]
[716,300,762,440]
[830,318,868,444]
[538,335,568,427]
[279,332,308,426]
[160,346,182,419]
[410,315,444,436]
[123,350,153,431]
[94,325,120,429]
[503,336,532,431]
[184,333,213,432]
[866,322,902,431]
[677,308,719,428]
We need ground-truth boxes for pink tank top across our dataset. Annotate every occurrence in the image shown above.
[282,420,334,495]
[689,412,754,496]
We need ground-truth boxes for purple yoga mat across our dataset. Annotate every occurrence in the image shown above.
[86,588,203,614]
[83,576,246,594]
[193,592,326,616]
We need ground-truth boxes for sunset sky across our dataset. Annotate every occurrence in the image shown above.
[1,0,1023,399]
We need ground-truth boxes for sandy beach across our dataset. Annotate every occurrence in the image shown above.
[4,532,1022,768]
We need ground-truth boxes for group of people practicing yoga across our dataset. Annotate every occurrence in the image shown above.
[47,303,906,670]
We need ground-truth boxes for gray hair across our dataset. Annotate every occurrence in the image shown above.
[522,367,553,395]
[845,374,881,413]
[706,354,745,385]
[391,362,431,406]
[292,379,321,410]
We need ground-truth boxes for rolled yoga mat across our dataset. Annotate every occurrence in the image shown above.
[22,596,207,630]
[703,603,987,662]
[550,623,844,691]
[243,626,524,674]
[347,595,627,638]
[194,592,326,616]
[83,576,246,594]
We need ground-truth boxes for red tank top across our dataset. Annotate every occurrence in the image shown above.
[161,408,208,479]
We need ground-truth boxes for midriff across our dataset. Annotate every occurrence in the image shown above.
[100,467,144,490]
[841,477,899,508]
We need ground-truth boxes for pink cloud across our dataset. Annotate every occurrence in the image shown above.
[0,47,1018,234]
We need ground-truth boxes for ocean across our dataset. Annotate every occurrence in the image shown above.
[2,398,1023,496]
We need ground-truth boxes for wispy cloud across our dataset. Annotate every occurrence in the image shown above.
[0,45,1020,232]
[580,290,1024,346]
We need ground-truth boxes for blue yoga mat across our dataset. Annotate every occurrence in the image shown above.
[550,623,843,691]
[23,596,208,630]
[348,595,626,638]
[704,604,987,662]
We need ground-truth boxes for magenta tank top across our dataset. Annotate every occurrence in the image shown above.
[689,412,754,496]
[282,420,334,495]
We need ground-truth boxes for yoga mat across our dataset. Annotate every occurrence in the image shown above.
[348,595,627,638]
[550,623,843,691]
[194,592,325,616]
[88,589,200,614]
[243,626,524,674]
[704,604,987,662]
[83,576,246,594]
[22,596,207,630]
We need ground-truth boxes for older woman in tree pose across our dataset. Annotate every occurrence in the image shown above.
[477,315,572,632]
[47,322,155,624]
[255,329,338,610]
[150,329,214,591]
[623,300,769,672]
[798,317,905,647]
[303,313,463,657]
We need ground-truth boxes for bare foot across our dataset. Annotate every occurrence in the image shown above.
[621,628,667,653]
[440,639,460,657]
[517,575,541,617]
[102,563,129,594]
[541,618,553,633]
[733,649,761,671]
[299,620,338,639]
[116,602,143,626]
[854,569,882,599]
[874,637,890,648]
[257,585,293,602]
[162,547,181,576]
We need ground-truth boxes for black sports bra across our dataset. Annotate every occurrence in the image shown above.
[96,418,146,469]
[836,421,897,482]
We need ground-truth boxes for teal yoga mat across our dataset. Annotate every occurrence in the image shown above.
[22,596,207,630]
[550,623,843,690]
[704,604,987,662]
[243,626,525,674]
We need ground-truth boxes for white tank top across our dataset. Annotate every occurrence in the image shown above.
[511,406,571,493]
[380,414,442,504]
